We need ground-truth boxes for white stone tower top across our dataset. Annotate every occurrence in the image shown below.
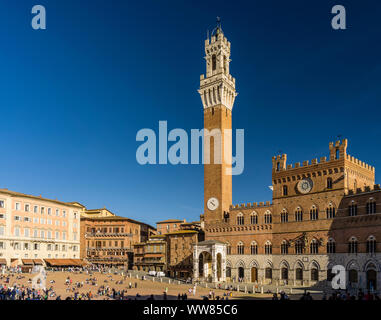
[198,21,237,111]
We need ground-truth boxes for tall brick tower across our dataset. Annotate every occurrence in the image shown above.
[198,22,237,227]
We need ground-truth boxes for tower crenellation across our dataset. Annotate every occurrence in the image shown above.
[271,139,375,199]
[198,24,237,111]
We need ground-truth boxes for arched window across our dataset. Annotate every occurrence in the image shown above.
[311,268,319,281]
[326,203,336,219]
[348,237,358,254]
[281,240,288,254]
[237,213,244,225]
[295,240,304,254]
[324,269,332,282]
[226,243,231,255]
[327,177,333,189]
[250,212,258,225]
[295,207,303,222]
[265,241,272,255]
[336,148,340,160]
[226,266,231,278]
[264,211,272,224]
[250,241,258,255]
[366,198,376,214]
[349,269,358,284]
[281,267,288,280]
[348,201,357,216]
[310,205,318,220]
[237,241,244,255]
[366,236,376,254]
[223,211,230,223]
[283,185,288,196]
[327,238,336,254]
[281,209,288,223]
[212,54,217,71]
[265,267,272,279]
[276,162,280,171]
[310,239,319,254]
[295,267,303,281]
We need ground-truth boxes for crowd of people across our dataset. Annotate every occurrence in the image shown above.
[0,266,380,300]
[321,289,381,301]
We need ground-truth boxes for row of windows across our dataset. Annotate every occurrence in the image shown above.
[92,240,126,248]
[232,199,378,225]
[235,212,272,225]
[10,227,72,241]
[13,216,70,227]
[348,200,377,216]
[0,241,77,251]
[5,202,75,218]
[87,227,138,235]
[281,206,336,222]
[227,237,377,255]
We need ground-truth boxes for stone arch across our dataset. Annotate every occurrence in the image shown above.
[327,201,337,208]
[294,205,304,212]
[326,261,337,271]
[265,259,273,269]
[293,260,305,270]
[279,259,290,269]
[250,211,258,224]
[363,259,379,272]
[264,210,272,223]
[235,259,246,268]
[308,260,320,271]
[248,259,259,268]
[346,259,360,271]
[236,212,244,225]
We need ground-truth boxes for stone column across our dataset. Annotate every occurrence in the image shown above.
[212,248,217,282]
[220,246,227,282]
[358,271,366,290]
[193,257,199,281]
[258,268,265,285]
[273,268,280,285]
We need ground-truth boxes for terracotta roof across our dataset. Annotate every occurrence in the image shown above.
[197,240,226,245]
[0,189,80,208]
[67,202,86,208]
[156,219,185,224]
[181,221,200,225]
[166,230,198,235]
[81,215,155,230]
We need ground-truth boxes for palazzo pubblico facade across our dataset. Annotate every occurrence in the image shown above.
[193,24,381,291]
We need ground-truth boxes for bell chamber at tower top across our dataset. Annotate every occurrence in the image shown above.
[198,25,237,111]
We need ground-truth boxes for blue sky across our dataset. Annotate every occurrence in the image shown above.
[0,0,380,227]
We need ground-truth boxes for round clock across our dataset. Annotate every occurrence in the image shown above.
[297,178,313,194]
[207,197,219,211]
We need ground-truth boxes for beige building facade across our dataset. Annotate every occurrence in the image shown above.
[0,189,80,267]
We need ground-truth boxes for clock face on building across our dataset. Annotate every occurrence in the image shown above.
[297,178,313,194]
[207,197,219,211]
